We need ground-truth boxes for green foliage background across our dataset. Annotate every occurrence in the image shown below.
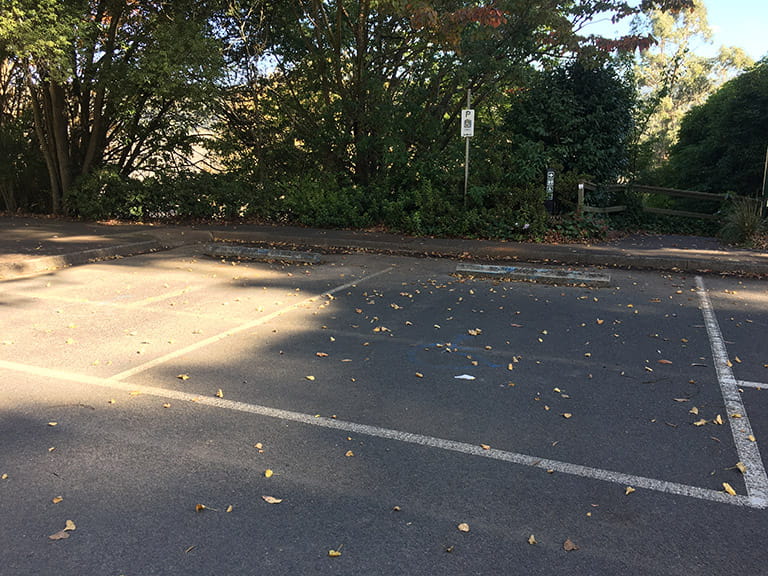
[1,1,764,243]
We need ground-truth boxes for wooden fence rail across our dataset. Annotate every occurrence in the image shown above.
[576,182,728,220]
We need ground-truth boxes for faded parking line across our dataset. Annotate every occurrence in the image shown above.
[110,266,395,381]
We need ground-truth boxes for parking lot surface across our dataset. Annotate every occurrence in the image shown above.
[2,246,767,575]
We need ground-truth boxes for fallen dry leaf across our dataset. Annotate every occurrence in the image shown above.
[723,482,737,496]
[226,505,233,512]
[316,352,328,357]
[658,359,673,365]
[562,413,573,419]
[264,469,274,478]
[261,496,283,504]
[457,523,470,532]
[735,462,747,474]
[415,372,424,378]
[215,389,224,398]
[480,444,491,451]
[345,450,354,457]
[563,539,579,551]
[328,548,342,558]
[49,519,77,540]
[689,407,699,415]
[52,496,63,504]
[713,414,724,425]
[748,435,756,442]
[693,419,708,427]
[47,422,57,427]
[177,374,190,380]
[305,375,315,381]
[625,486,636,495]
[528,534,537,545]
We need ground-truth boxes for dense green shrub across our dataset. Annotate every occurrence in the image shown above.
[65,170,263,221]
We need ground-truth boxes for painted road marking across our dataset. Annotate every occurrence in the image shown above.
[696,276,768,508]
[109,266,395,381]
[0,358,760,509]
[456,263,611,287]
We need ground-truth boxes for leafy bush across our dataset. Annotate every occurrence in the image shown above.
[66,169,262,221]
[274,176,374,229]
[65,169,145,220]
[549,213,609,241]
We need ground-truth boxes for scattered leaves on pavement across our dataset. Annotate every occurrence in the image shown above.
[49,520,76,540]
[563,539,579,551]
[261,496,283,504]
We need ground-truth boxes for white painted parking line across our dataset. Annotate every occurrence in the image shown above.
[696,276,768,508]
[0,358,762,509]
[738,381,768,390]
[109,266,395,381]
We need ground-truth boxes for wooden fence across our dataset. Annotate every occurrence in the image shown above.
[576,182,728,220]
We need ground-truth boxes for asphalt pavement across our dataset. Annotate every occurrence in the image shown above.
[2,216,768,575]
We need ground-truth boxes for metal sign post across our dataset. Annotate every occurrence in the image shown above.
[462,89,474,206]
[545,169,555,214]
[762,144,768,216]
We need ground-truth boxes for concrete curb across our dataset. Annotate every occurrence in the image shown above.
[201,243,323,264]
[209,230,768,276]
[0,239,166,279]
[455,263,612,287]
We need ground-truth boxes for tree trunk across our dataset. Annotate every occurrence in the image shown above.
[28,80,62,213]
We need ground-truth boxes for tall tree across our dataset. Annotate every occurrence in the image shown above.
[665,58,768,196]
[218,1,696,191]
[0,0,225,213]
[631,1,752,174]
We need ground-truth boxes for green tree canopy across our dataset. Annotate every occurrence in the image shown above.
[0,0,226,213]
[631,1,752,175]
[501,58,635,184]
[664,58,768,196]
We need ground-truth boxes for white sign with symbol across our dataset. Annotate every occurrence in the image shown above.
[461,109,475,138]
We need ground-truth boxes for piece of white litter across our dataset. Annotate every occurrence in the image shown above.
[454,374,476,380]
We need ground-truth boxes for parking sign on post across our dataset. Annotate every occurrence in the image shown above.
[461,109,475,138]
